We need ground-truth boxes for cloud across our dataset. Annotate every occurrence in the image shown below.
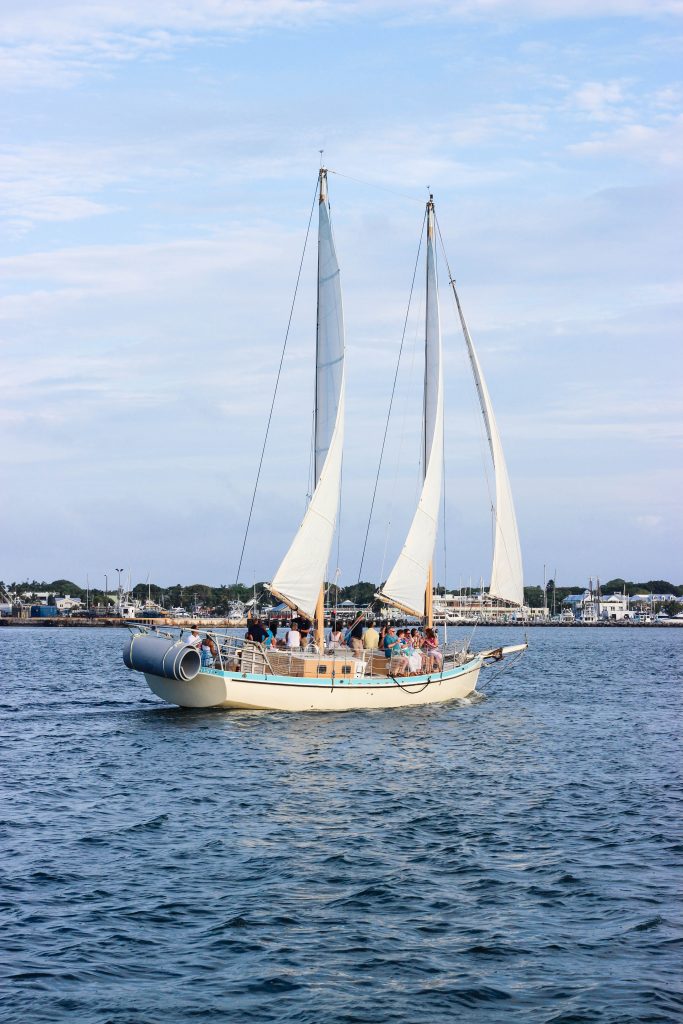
[573,80,630,121]
[2,0,682,87]
[569,115,683,166]
[634,514,663,528]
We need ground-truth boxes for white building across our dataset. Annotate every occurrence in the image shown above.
[563,591,631,622]
[432,592,545,622]
[54,596,83,612]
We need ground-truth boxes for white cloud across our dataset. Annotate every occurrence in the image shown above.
[634,514,663,528]
[569,114,683,165]
[2,0,682,87]
[573,80,630,121]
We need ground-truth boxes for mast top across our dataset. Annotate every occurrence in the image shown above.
[319,167,328,204]
[427,193,435,237]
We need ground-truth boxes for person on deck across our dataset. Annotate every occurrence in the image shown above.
[285,623,301,649]
[383,627,409,675]
[399,630,422,674]
[328,623,343,650]
[187,628,201,648]
[363,621,379,650]
[200,636,217,667]
[423,628,442,671]
[249,619,267,644]
[348,619,364,653]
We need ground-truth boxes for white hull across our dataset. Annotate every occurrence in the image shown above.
[143,658,482,711]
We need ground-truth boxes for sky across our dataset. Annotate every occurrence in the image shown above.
[1,0,682,592]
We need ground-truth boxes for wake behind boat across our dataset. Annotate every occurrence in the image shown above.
[123,169,527,710]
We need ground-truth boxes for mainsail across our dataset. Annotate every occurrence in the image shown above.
[377,199,443,618]
[451,285,524,607]
[268,171,345,620]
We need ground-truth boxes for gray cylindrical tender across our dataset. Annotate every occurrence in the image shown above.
[123,634,201,681]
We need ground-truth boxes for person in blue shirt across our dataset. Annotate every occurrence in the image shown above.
[383,627,409,675]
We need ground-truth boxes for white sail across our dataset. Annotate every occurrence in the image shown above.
[269,173,345,621]
[453,288,524,607]
[377,202,443,618]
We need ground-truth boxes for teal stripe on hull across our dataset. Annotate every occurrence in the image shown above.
[201,658,481,688]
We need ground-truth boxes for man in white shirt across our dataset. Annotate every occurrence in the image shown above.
[285,624,301,649]
[187,628,201,647]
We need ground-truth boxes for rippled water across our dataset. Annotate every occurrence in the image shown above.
[1,625,681,1023]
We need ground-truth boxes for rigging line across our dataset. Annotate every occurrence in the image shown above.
[435,213,494,502]
[234,177,319,584]
[435,211,497,558]
[357,207,427,584]
[441,410,448,621]
[334,452,343,601]
[306,408,315,506]
[327,169,424,205]
[379,281,424,588]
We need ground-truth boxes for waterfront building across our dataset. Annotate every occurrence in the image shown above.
[563,591,631,622]
[432,592,546,623]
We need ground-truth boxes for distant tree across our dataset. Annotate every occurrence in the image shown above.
[662,600,683,617]
[339,581,376,606]
[642,580,682,596]
[49,579,84,597]
[524,586,544,608]
[601,578,628,593]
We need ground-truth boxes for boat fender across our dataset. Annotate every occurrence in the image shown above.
[123,634,201,681]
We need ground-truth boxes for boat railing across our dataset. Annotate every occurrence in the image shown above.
[129,624,474,679]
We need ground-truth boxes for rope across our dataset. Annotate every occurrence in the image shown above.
[327,168,424,206]
[390,674,433,694]
[234,178,319,584]
[477,647,527,691]
[357,208,427,583]
[441,422,448,644]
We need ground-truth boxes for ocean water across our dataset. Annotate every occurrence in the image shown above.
[1,625,681,1024]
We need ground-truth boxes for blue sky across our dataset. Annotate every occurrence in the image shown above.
[1,0,681,591]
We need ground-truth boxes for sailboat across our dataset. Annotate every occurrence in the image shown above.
[123,170,526,710]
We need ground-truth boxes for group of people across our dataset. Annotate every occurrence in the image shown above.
[328,620,441,675]
[186,618,441,676]
[244,618,277,648]
[381,626,442,675]
[186,628,220,668]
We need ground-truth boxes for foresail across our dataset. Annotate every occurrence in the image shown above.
[455,292,524,607]
[377,205,443,618]
[268,407,344,620]
[268,173,345,621]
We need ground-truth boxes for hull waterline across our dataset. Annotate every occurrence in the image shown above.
[143,658,482,711]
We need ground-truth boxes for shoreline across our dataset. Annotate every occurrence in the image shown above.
[1,617,681,629]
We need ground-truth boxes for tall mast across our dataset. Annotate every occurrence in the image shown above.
[424,196,436,629]
[376,194,443,623]
[268,167,346,633]
[314,168,328,649]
